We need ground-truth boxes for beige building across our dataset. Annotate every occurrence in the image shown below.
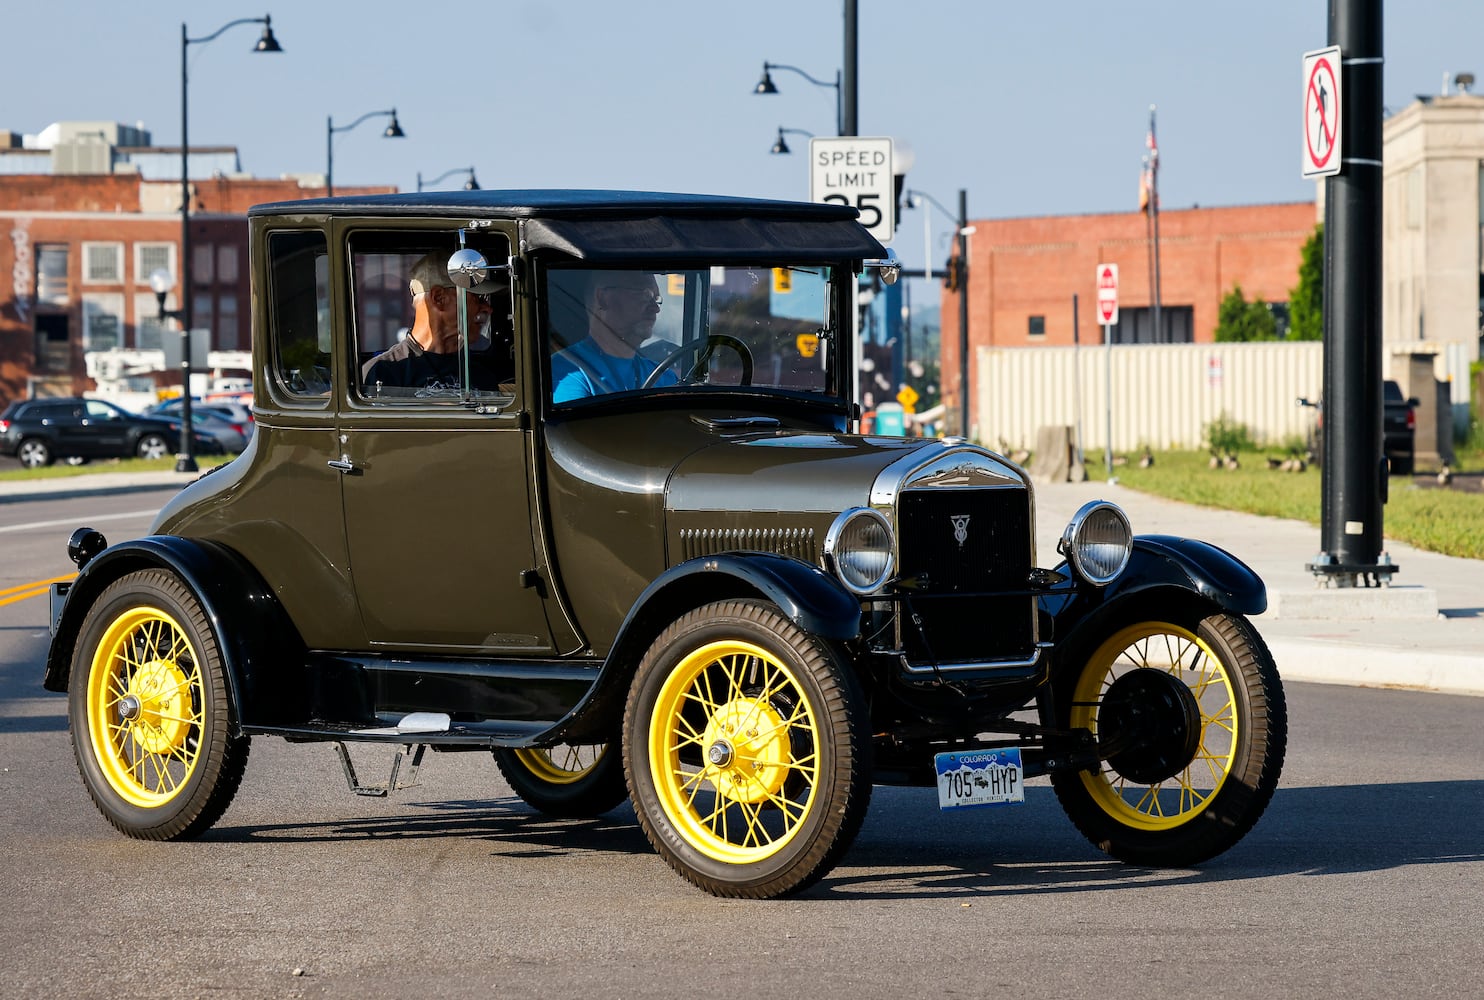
[1381,85,1484,441]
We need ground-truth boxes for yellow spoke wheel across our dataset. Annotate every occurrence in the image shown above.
[1070,622,1237,829]
[68,569,250,841]
[86,606,204,807]
[494,742,628,818]
[624,600,869,899]
[1051,609,1286,867]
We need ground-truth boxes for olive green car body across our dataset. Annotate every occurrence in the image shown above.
[44,192,1286,896]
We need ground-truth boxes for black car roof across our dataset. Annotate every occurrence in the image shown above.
[249,189,861,220]
[248,189,887,263]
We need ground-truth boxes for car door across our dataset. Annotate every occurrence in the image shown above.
[335,225,561,654]
[81,400,133,457]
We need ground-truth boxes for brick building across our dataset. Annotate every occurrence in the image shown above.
[938,200,1320,436]
[1,121,389,407]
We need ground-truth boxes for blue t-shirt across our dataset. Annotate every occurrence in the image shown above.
[551,338,677,403]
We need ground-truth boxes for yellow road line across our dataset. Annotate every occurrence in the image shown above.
[0,573,77,607]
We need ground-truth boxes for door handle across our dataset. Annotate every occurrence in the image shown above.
[327,456,355,473]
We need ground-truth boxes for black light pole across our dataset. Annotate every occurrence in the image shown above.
[1309,0,1390,586]
[842,0,857,136]
[416,167,479,192]
[178,13,281,473]
[326,109,405,198]
[957,189,970,438]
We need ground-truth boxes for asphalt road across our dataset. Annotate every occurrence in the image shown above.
[1,491,1481,999]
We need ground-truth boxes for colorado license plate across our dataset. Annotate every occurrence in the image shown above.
[934,748,1025,810]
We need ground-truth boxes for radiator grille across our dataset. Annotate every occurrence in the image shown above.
[896,486,1036,663]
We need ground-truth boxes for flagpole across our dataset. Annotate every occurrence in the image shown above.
[1149,104,1163,342]
[1143,153,1155,339]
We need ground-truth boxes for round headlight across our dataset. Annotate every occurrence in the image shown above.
[1059,501,1132,586]
[825,507,895,595]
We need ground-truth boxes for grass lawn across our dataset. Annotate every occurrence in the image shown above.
[1111,449,1484,561]
[0,457,180,481]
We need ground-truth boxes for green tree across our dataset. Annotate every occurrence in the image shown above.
[1287,223,1323,341]
[1214,284,1278,342]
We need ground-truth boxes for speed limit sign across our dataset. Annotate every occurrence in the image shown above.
[810,136,895,242]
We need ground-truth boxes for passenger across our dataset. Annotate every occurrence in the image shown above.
[551,271,677,403]
[362,251,512,394]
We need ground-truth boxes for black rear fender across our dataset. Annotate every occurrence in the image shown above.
[44,536,308,729]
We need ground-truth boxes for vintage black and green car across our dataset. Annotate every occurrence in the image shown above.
[44,191,1286,898]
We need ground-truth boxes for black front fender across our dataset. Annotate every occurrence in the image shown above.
[44,535,307,729]
[1039,534,1266,659]
[542,552,861,743]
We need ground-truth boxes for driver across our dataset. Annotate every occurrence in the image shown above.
[551,271,678,403]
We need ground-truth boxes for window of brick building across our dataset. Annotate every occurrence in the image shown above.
[36,245,69,305]
[217,293,239,350]
[136,243,176,286]
[83,242,123,283]
[1028,315,1046,338]
[134,292,172,350]
[218,245,240,284]
[82,293,124,350]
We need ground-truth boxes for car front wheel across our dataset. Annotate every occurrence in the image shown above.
[623,599,870,898]
[68,569,250,839]
[1050,611,1286,867]
[136,434,169,460]
[18,437,53,468]
[493,743,628,818]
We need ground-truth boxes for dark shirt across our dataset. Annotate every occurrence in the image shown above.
[362,336,512,396]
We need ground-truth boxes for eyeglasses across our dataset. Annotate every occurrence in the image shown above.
[601,286,662,306]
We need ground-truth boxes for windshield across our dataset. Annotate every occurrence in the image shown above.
[542,264,839,407]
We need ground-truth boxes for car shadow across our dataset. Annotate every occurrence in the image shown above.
[203,779,1483,898]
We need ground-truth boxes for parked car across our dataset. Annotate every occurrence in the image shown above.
[149,396,254,432]
[146,401,253,452]
[0,397,223,468]
[1296,378,1417,474]
[43,190,1286,899]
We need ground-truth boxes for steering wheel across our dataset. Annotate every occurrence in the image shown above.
[641,335,753,390]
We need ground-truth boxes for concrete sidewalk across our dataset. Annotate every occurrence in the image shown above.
[1035,479,1484,698]
[3,469,1480,697]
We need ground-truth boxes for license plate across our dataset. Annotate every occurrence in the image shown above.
[934,747,1025,810]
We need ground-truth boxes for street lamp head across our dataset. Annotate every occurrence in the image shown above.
[254,15,283,52]
[383,111,406,138]
[754,64,779,95]
[770,128,791,155]
[147,268,173,296]
[464,171,481,191]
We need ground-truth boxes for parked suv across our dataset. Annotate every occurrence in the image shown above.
[0,397,223,468]
[1382,380,1417,475]
[43,191,1286,898]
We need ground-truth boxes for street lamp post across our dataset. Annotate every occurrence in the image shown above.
[326,109,405,198]
[767,127,815,155]
[753,0,857,135]
[178,13,281,473]
[754,63,842,136]
[416,167,480,192]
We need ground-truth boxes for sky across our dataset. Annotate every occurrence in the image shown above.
[5,0,1484,273]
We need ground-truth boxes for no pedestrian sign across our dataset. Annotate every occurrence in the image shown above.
[1096,264,1119,326]
[1302,46,1342,179]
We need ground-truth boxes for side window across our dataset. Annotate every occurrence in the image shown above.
[265,231,331,399]
[349,232,514,403]
[84,401,121,421]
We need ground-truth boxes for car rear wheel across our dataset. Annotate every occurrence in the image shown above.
[136,434,169,460]
[493,743,628,818]
[68,569,249,839]
[623,599,870,898]
[18,437,52,468]
[1050,611,1286,867]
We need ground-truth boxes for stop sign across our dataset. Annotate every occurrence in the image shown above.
[1095,264,1119,325]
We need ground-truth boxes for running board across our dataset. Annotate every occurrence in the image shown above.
[333,742,428,798]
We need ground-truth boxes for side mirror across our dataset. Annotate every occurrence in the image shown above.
[864,247,901,286]
[447,248,517,290]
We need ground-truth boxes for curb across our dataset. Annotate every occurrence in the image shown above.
[1268,637,1484,697]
